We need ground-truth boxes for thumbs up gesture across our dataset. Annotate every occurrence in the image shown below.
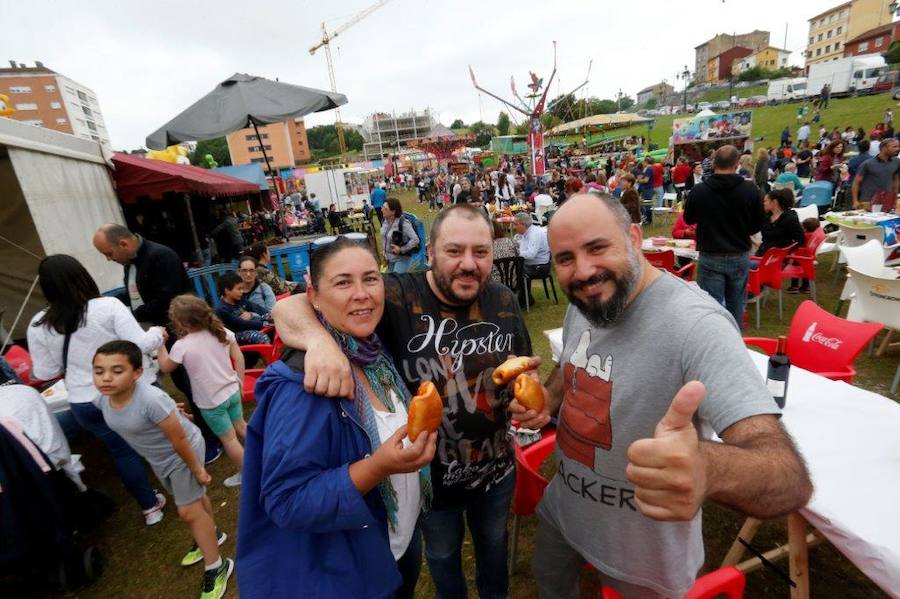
[625,381,707,522]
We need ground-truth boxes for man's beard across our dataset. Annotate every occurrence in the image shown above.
[564,246,642,328]
[431,262,487,306]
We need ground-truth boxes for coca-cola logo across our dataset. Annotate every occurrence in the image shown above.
[810,332,843,350]
[801,322,843,350]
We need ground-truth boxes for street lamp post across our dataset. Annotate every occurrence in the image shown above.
[617,88,623,112]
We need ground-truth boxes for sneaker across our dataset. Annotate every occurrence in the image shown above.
[785,286,800,294]
[181,529,228,567]
[223,473,242,488]
[200,558,234,599]
[204,445,223,465]
[143,492,166,526]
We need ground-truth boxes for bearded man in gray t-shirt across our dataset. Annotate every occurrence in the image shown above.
[519,194,812,598]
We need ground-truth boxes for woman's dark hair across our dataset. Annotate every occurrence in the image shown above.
[34,254,100,334]
[218,271,244,295]
[238,255,258,269]
[308,237,378,289]
[385,196,402,216]
[767,188,795,211]
[824,139,844,157]
[245,243,268,262]
[94,339,142,370]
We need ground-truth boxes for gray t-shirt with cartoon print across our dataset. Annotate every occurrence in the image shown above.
[538,273,780,597]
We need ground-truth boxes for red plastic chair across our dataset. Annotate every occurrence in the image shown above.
[642,249,695,280]
[744,300,883,383]
[242,368,264,403]
[601,566,745,599]
[3,345,35,386]
[746,244,795,327]
[509,429,557,574]
[781,247,818,303]
[275,292,291,302]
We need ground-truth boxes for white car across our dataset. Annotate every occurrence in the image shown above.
[712,100,731,110]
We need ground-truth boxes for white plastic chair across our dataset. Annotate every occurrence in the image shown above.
[846,267,900,394]
[792,204,819,225]
[838,240,888,317]
[833,224,891,285]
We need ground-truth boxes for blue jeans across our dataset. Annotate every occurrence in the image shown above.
[395,523,422,599]
[697,252,751,330]
[389,257,413,273]
[654,186,665,207]
[68,401,157,510]
[421,471,515,599]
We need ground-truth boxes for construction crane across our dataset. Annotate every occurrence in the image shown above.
[309,0,393,162]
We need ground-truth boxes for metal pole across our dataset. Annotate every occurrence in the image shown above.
[183,193,202,263]
[251,120,276,188]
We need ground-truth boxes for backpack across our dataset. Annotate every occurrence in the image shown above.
[391,215,421,255]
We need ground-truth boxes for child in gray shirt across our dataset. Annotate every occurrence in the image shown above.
[92,340,234,599]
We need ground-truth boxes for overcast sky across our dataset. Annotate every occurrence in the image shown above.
[2,0,878,149]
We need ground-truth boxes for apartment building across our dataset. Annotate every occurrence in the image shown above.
[805,0,894,67]
[707,47,754,83]
[226,118,310,170]
[361,109,435,160]
[843,21,900,56]
[0,60,111,146]
[694,31,770,83]
[636,82,675,106]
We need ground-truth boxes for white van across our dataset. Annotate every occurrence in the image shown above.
[767,78,807,103]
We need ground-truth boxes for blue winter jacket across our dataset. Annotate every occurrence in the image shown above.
[236,358,401,599]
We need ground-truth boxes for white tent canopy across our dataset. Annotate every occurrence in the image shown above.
[0,118,125,341]
[547,113,652,136]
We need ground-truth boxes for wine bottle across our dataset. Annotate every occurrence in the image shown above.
[766,336,790,409]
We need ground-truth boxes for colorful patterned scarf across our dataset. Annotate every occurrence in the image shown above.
[319,316,432,529]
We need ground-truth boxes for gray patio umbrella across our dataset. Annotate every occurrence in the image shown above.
[146,72,348,175]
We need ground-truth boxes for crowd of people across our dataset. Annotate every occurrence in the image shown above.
[1,99,896,598]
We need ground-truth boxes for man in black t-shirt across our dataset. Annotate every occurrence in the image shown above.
[794,141,813,179]
[274,204,549,598]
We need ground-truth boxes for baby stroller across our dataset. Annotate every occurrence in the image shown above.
[0,419,106,594]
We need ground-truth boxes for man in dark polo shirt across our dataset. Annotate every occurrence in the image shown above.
[852,137,900,211]
[683,146,766,328]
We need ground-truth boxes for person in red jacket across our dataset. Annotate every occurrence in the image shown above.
[671,212,696,239]
[671,157,692,201]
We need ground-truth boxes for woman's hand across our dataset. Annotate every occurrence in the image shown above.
[372,425,437,475]
[390,244,401,255]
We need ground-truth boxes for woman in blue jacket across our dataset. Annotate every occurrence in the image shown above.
[236,237,437,599]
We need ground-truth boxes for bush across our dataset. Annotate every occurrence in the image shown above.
[738,66,795,82]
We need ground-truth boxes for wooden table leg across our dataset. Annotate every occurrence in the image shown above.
[722,517,762,567]
[788,512,810,599]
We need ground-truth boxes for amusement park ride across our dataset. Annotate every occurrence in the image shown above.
[469,42,591,176]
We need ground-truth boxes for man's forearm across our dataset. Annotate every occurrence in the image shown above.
[272,293,327,350]
[701,432,812,519]
[544,367,563,416]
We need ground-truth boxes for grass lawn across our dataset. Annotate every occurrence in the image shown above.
[615,92,896,152]
[695,84,767,103]
[52,191,896,599]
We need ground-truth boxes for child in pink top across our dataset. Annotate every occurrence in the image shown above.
[158,295,247,488]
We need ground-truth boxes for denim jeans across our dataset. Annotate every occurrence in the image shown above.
[395,523,422,599]
[68,401,157,510]
[697,252,751,330]
[421,470,515,599]
[653,186,665,207]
